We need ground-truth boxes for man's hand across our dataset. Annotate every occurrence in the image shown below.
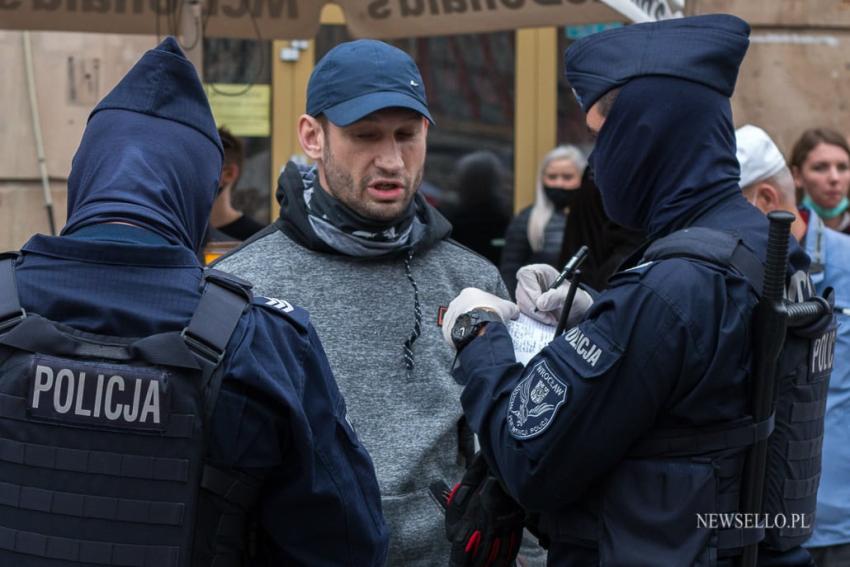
[440,455,525,567]
[515,264,593,327]
[442,288,519,346]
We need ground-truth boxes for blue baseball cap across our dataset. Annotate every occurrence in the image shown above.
[307,39,434,127]
[565,14,750,113]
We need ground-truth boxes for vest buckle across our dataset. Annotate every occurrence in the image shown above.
[180,327,225,365]
[0,308,26,333]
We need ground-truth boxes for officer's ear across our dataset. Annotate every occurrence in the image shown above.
[298,114,325,161]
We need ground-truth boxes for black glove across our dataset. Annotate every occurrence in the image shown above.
[434,454,525,567]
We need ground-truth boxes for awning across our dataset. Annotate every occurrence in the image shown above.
[1,0,683,39]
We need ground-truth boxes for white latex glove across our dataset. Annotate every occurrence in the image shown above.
[442,288,519,346]
[515,264,593,327]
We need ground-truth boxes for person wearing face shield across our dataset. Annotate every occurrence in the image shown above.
[440,15,836,567]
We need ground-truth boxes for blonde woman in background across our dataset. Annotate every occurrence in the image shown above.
[499,145,586,297]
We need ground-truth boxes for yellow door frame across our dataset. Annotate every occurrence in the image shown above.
[270,38,313,219]
[270,5,345,218]
[514,28,558,213]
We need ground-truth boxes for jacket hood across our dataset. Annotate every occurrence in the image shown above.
[589,76,742,239]
[61,37,222,252]
[275,161,452,256]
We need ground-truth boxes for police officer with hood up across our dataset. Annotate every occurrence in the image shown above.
[0,38,387,566]
[440,14,835,567]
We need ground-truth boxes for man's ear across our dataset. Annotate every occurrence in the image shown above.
[298,114,325,160]
[220,162,240,187]
[751,182,783,213]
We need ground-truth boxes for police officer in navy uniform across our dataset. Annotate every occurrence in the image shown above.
[0,38,387,566]
[441,15,834,567]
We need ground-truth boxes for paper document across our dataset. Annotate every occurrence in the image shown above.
[506,313,557,365]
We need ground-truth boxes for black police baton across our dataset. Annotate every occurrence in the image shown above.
[737,211,831,565]
[554,245,589,337]
[739,213,834,567]
[739,211,793,567]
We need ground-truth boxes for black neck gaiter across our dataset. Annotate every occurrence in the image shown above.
[308,180,417,242]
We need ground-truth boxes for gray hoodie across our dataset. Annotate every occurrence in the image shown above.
[215,163,510,566]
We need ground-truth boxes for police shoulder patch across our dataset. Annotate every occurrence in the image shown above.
[625,260,654,273]
[558,322,622,379]
[507,360,568,440]
[260,296,294,313]
[252,296,310,331]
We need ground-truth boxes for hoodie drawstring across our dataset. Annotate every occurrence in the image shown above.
[403,250,421,373]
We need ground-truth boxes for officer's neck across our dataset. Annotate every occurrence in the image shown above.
[64,223,169,245]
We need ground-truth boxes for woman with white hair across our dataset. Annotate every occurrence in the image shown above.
[499,145,586,297]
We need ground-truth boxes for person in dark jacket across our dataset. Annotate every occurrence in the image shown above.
[442,14,832,567]
[0,38,387,566]
[555,165,645,291]
[500,145,586,297]
[209,127,265,242]
[448,150,513,265]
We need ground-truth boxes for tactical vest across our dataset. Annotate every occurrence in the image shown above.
[542,228,835,566]
[0,255,259,567]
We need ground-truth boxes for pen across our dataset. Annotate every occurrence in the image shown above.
[549,245,589,290]
[533,245,590,315]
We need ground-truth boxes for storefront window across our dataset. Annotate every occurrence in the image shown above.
[203,38,272,225]
[557,23,623,154]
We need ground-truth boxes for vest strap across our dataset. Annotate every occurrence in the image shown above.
[787,434,824,461]
[0,524,180,566]
[716,525,765,550]
[0,479,185,526]
[0,392,195,439]
[201,465,262,510]
[784,473,821,500]
[182,272,250,368]
[643,227,764,295]
[210,556,243,567]
[0,316,201,371]
[629,414,775,458]
[181,271,251,425]
[790,400,827,422]
[0,255,25,333]
[729,241,765,298]
[215,513,245,539]
[0,436,189,483]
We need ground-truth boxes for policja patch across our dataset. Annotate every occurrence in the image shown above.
[27,355,169,431]
[810,327,836,379]
[507,360,568,439]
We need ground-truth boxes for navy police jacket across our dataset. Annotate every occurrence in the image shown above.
[11,227,389,566]
[454,196,813,566]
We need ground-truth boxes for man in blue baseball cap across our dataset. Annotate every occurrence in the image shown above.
[215,40,538,566]
[441,14,835,566]
[0,37,388,566]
